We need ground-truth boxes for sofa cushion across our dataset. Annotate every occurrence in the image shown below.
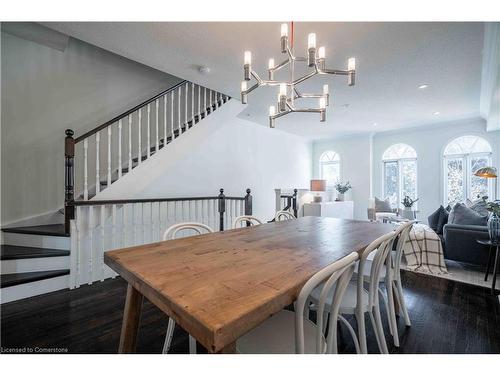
[448,203,488,226]
[428,206,441,232]
[375,197,392,212]
[436,207,449,234]
[468,198,489,217]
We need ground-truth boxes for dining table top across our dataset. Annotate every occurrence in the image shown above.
[104,216,394,353]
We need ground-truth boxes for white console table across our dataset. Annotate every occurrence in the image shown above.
[303,201,354,219]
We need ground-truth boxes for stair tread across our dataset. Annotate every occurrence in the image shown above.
[1,224,68,237]
[0,269,70,288]
[1,245,70,260]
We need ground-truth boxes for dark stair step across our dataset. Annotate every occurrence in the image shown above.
[1,245,70,260]
[1,269,70,288]
[1,224,68,237]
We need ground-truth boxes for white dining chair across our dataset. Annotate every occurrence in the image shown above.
[274,210,296,221]
[236,252,359,354]
[353,221,414,347]
[233,215,263,228]
[161,222,214,354]
[309,230,397,354]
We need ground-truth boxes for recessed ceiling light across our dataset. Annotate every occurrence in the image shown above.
[198,66,210,75]
[373,122,378,126]
[433,111,440,115]
[418,84,429,89]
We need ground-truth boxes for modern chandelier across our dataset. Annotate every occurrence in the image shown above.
[240,22,356,128]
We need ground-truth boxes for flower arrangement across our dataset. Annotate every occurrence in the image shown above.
[401,195,419,208]
[334,181,352,194]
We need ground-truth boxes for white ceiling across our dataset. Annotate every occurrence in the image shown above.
[42,22,485,140]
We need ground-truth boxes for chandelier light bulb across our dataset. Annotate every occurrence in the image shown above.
[281,23,288,37]
[268,58,275,69]
[279,83,287,97]
[318,46,325,59]
[319,97,327,109]
[348,57,356,71]
[244,51,252,65]
[269,105,276,116]
[323,84,329,95]
[241,81,247,92]
[308,33,317,49]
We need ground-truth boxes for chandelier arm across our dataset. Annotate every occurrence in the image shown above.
[244,82,260,95]
[271,109,292,120]
[291,70,318,86]
[250,70,264,84]
[270,58,291,73]
[292,108,322,113]
[318,68,349,76]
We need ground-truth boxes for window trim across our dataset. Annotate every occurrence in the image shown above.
[319,151,341,187]
[382,156,418,209]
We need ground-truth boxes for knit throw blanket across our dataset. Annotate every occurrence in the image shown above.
[402,223,448,274]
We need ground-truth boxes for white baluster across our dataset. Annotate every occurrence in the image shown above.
[70,219,78,289]
[151,202,154,242]
[163,95,167,144]
[142,203,146,243]
[112,204,117,251]
[88,206,94,285]
[83,139,88,200]
[128,115,132,172]
[155,99,159,152]
[171,91,174,140]
[191,82,195,126]
[204,87,207,115]
[185,82,188,129]
[118,120,122,179]
[209,89,212,113]
[178,87,181,136]
[122,204,127,248]
[138,109,142,165]
[132,204,137,245]
[107,127,112,187]
[95,133,100,194]
[197,85,201,118]
[147,104,151,159]
[76,206,83,287]
[100,205,105,282]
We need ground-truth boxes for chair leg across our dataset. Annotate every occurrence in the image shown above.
[338,315,360,354]
[356,311,368,354]
[373,304,389,354]
[162,318,176,354]
[386,281,400,347]
[395,279,411,327]
[368,311,383,353]
[189,335,197,354]
[378,287,393,335]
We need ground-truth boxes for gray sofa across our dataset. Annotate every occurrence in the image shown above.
[442,223,490,265]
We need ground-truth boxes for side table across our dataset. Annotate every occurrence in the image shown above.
[477,239,500,295]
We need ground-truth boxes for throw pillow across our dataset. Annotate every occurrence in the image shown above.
[375,197,392,212]
[468,198,489,217]
[448,203,488,226]
[436,206,449,234]
[428,206,441,232]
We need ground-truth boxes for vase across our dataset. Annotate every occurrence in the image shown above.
[337,193,345,201]
[488,213,500,243]
[402,207,414,220]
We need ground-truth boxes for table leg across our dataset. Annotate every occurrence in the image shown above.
[215,342,236,354]
[492,246,499,295]
[485,245,493,282]
[119,284,144,353]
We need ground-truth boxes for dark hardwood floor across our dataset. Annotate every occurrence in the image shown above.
[1,271,499,354]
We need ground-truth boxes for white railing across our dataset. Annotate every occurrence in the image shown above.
[67,81,230,204]
[68,189,251,288]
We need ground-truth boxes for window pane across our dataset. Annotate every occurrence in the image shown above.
[402,160,417,203]
[446,158,464,205]
[384,161,398,208]
[321,162,339,186]
[470,156,489,200]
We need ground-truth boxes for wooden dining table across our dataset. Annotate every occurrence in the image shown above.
[104,216,394,353]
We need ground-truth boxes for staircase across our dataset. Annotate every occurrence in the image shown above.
[1,79,230,303]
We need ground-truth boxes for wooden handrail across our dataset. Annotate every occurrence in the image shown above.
[75,80,188,143]
[69,196,245,206]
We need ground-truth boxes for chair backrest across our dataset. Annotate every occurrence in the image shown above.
[295,252,359,354]
[393,221,415,275]
[275,210,296,221]
[356,230,397,308]
[233,215,263,229]
[162,222,214,241]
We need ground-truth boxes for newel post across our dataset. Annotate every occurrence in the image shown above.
[244,188,253,227]
[218,188,226,232]
[64,129,75,234]
[292,188,298,218]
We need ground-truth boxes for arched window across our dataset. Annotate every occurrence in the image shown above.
[443,135,493,205]
[319,151,340,186]
[382,144,417,208]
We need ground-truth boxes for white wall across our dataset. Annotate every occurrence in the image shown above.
[312,118,500,223]
[95,100,312,221]
[1,30,182,225]
[373,118,500,221]
[312,135,372,220]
